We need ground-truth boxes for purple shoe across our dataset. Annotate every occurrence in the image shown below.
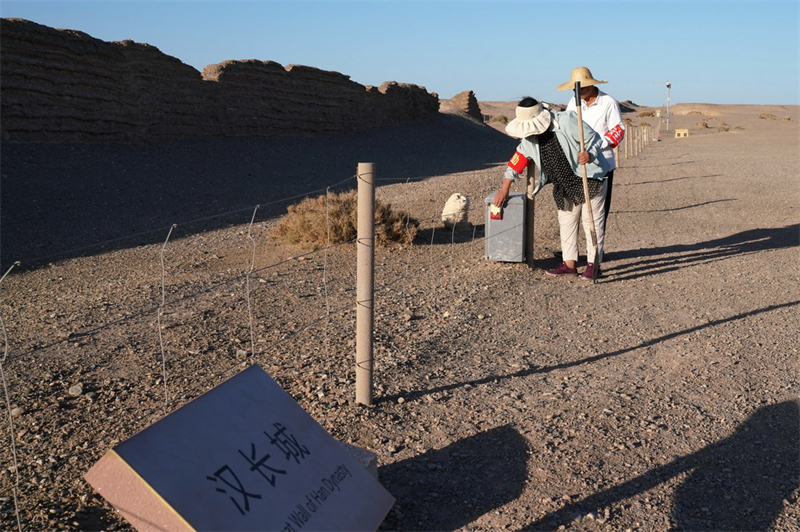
[546,262,578,276]
[581,262,602,281]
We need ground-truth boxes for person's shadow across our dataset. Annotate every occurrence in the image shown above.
[378,424,529,531]
[604,224,799,282]
[522,400,799,531]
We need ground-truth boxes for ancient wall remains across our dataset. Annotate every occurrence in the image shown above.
[445,90,484,122]
[0,18,440,142]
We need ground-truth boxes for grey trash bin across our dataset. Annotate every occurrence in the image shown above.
[485,192,526,262]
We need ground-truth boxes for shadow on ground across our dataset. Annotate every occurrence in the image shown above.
[521,400,799,531]
[378,424,529,531]
[378,300,799,406]
[605,224,799,282]
[0,113,516,269]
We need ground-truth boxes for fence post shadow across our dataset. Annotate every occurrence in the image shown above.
[378,424,529,531]
[520,400,799,531]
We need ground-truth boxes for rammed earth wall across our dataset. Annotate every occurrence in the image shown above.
[0,18,440,143]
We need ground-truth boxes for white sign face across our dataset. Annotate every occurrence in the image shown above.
[110,364,394,532]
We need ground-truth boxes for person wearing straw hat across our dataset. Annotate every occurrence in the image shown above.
[492,97,610,280]
[558,67,625,233]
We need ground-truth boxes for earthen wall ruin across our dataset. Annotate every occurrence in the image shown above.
[0,18,440,142]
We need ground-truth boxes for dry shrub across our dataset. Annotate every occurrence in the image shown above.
[698,119,710,128]
[781,116,792,121]
[270,190,418,249]
[716,122,730,132]
[759,113,777,120]
[490,115,509,124]
[637,111,656,117]
[687,110,703,116]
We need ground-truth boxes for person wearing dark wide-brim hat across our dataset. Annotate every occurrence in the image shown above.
[558,67,625,234]
[492,97,610,280]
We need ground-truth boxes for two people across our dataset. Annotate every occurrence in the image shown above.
[493,67,623,280]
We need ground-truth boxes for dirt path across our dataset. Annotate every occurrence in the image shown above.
[1,108,798,532]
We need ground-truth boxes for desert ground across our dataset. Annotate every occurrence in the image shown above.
[1,101,798,532]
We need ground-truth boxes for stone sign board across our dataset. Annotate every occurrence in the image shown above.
[85,364,394,532]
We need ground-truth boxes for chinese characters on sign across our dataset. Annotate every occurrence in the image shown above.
[86,364,394,532]
[206,422,311,515]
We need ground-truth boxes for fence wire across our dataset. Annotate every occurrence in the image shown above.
[0,135,655,531]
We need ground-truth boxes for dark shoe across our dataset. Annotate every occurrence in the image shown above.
[546,262,578,276]
[581,263,602,281]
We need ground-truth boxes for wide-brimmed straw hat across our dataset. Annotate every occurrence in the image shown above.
[556,66,608,91]
[505,101,552,139]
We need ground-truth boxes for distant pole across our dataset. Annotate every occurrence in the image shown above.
[666,82,671,131]
[356,162,375,406]
[654,81,672,131]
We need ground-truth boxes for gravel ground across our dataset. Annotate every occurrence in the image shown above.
[1,105,798,532]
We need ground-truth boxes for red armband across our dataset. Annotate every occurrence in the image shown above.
[508,151,529,173]
[604,125,625,148]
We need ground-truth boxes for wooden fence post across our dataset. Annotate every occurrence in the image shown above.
[639,127,642,155]
[525,165,536,268]
[356,162,375,406]
[625,127,629,159]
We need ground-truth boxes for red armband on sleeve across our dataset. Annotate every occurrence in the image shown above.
[508,151,529,173]
[604,125,625,148]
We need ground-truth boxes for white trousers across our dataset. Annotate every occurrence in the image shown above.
[557,179,607,264]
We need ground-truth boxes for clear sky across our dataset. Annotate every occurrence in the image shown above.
[2,0,798,107]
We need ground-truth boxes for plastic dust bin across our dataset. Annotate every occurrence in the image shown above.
[485,192,526,262]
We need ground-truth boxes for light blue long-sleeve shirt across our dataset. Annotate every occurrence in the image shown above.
[503,110,611,196]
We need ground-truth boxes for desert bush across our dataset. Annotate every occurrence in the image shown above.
[733,126,745,130]
[490,115,509,124]
[698,119,710,128]
[759,113,777,120]
[781,116,792,121]
[637,111,656,117]
[270,190,419,249]
[716,122,730,132]
[687,111,703,115]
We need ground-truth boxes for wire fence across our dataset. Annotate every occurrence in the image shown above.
[0,126,651,531]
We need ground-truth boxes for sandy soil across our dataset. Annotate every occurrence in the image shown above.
[1,103,798,532]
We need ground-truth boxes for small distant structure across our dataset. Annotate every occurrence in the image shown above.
[675,129,689,138]
[446,90,483,122]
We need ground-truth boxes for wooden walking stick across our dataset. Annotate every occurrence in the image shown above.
[573,81,600,283]
[525,164,536,268]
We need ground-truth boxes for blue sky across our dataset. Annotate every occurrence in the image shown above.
[2,1,798,106]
